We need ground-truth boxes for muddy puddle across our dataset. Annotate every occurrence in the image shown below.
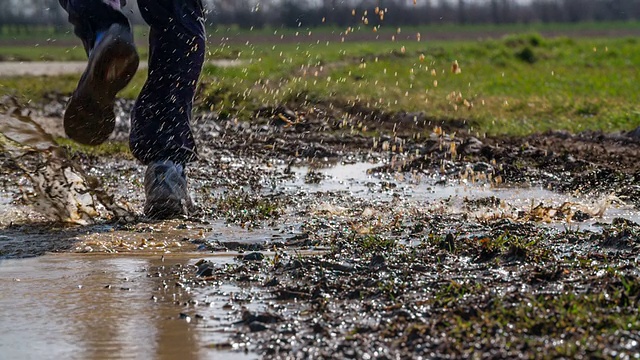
[283,161,640,231]
[2,160,639,258]
[0,218,299,258]
[0,254,264,360]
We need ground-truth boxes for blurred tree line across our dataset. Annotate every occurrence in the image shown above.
[0,0,639,33]
[207,0,640,28]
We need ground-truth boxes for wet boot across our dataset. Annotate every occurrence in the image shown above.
[65,23,139,146]
[144,160,194,220]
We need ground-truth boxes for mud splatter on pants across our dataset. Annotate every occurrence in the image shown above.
[58,0,205,165]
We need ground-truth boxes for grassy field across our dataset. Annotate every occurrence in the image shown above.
[1,27,640,136]
[199,33,640,136]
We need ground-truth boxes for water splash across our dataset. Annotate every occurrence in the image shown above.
[0,100,135,224]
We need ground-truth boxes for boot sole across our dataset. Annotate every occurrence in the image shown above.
[64,24,139,146]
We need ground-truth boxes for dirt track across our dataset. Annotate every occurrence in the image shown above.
[0,59,244,76]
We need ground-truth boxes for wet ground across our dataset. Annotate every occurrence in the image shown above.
[3,98,640,358]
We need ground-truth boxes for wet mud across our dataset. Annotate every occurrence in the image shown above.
[2,98,640,358]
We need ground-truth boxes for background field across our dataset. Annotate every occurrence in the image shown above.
[1,22,640,136]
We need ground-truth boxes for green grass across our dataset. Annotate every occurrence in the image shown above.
[0,25,152,43]
[2,30,640,136]
[0,70,147,101]
[0,45,150,62]
[199,33,640,135]
[0,45,86,61]
[215,192,282,226]
[56,138,133,158]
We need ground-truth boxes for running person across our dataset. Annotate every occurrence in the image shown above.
[57,0,205,219]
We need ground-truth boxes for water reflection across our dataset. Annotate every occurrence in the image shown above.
[0,255,255,360]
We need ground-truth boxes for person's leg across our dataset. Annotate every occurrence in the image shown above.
[58,0,139,145]
[133,0,206,219]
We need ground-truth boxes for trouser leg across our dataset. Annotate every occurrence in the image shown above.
[58,0,130,54]
[130,0,206,165]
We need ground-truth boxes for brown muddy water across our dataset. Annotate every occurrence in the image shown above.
[0,254,260,360]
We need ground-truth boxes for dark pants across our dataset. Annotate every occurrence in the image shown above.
[58,0,205,165]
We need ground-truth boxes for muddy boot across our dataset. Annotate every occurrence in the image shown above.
[144,160,194,220]
[64,23,139,146]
